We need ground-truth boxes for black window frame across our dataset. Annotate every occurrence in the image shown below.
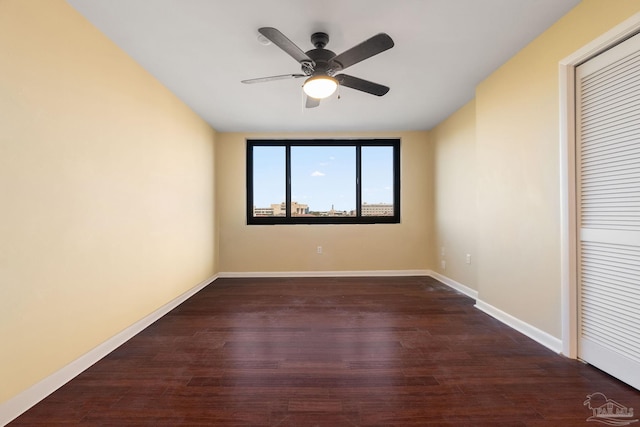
[246,138,400,225]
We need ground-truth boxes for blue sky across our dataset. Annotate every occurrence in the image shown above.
[252,145,393,212]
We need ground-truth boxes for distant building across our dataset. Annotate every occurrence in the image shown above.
[255,202,392,217]
[253,202,309,217]
[326,204,350,216]
[253,207,274,216]
[362,202,394,216]
[291,202,309,216]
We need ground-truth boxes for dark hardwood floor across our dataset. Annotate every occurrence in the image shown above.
[9,276,640,426]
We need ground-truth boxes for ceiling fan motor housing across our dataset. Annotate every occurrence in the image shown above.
[304,47,338,76]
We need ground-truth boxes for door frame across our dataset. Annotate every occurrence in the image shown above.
[559,12,640,359]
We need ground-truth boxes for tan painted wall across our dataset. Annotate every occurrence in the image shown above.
[432,100,477,290]
[474,0,640,337]
[0,0,216,402]
[216,131,433,273]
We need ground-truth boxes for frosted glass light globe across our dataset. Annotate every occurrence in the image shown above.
[303,75,338,99]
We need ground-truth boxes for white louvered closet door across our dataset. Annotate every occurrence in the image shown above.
[576,31,640,390]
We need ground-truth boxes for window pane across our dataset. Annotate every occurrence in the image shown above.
[291,146,356,217]
[252,146,285,217]
[247,139,399,225]
[361,146,394,216]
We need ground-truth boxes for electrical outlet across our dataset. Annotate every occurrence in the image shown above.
[466,254,471,264]
[317,246,322,254]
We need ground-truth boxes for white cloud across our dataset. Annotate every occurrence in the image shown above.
[311,171,325,177]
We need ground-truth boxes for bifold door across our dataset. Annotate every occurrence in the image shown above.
[576,31,640,390]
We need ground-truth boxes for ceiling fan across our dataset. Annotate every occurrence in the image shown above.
[241,27,394,108]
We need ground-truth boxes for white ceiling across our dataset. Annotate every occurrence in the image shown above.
[66,0,580,133]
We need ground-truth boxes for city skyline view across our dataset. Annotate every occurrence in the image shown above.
[252,145,394,212]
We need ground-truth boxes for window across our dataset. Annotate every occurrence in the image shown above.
[247,139,400,224]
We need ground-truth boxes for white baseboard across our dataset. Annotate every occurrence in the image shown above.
[218,270,478,301]
[218,269,431,278]
[0,274,217,427]
[427,271,479,300]
[475,299,563,354]
[427,272,562,354]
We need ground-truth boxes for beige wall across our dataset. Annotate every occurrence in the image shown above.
[0,0,216,402]
[216,131,433,273]
[472,0,640,338]
[432,100,477,290]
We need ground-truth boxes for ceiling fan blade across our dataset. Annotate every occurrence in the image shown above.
[241,74,306,84]
[259,27,315,66]
[305,96,320,108]
[331,33,394,71]
[336,74,390,96]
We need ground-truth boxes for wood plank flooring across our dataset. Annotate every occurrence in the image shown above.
[9,276,640,426]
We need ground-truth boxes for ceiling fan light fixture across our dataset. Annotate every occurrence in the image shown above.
[303,75,338,99]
